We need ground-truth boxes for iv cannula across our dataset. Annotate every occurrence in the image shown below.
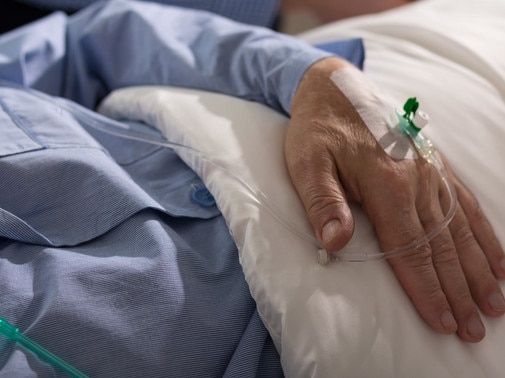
[0,317,89,378]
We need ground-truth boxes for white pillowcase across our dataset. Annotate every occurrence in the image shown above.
[98,0,505,376]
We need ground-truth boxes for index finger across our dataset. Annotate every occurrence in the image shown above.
[361,165,457,335]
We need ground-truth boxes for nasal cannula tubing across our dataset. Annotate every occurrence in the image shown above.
[0,317,89,378]
[69,94,455,264]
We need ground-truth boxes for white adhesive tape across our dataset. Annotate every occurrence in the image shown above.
[330,66,417,160]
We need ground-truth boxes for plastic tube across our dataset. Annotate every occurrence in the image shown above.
[70,94,455,264]
[318,161,457,263]
[0,317,89,378]
[318,98,457,263]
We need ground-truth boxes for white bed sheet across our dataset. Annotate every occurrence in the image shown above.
[98,0,505,376]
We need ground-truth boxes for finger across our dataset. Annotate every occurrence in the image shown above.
[449,200,505,319]
[443,181,505,318]
[285,143,355,252]
[418,181,485,342]
[448,171,505,280]
[441,160,505,278]
[363,171,456,335]
[384,219,456,335]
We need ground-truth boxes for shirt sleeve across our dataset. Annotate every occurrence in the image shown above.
[0,0,332,114]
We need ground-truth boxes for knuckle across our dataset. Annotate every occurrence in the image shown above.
[410,244,434,265]
[396,224,424,244]
[363,166,416,214]
[306,193,337,216]
[377,219,419,247]
[452,225,476,251]
[380,164,411,188]
[390,243,433,270]
[423,282,446,303]
[432,238,459,265]
[304,183,345,216]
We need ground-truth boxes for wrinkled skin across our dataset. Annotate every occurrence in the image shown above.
[285,57,505,342]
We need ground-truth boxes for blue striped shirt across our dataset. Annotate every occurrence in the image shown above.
[0,1,364,376]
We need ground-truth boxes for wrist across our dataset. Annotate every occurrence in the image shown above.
[291,57,359,119]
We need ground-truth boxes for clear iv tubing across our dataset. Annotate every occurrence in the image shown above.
[319,108,457,263]
[47,88,456,264]
[319,160,457,263]
[53,96,321,250]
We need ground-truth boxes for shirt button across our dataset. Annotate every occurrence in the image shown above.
[191,184,216,207]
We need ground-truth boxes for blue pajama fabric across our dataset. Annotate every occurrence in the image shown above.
[0,1,364,376]
[0,86,277,377]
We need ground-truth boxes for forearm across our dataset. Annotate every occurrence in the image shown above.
[0,0,332,113]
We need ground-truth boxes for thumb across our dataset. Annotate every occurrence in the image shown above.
[286,149,355,252]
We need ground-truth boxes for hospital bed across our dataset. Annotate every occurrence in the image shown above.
[3,0,505,376]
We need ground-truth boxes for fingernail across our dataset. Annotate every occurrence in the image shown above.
[321,220,341,246]
[467,316,485,340]
[488,292,505,312]
[441,310,457,333]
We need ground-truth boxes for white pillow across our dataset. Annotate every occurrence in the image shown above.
[98,0,505,376]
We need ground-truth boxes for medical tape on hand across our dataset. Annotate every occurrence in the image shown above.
[330,66,417,160]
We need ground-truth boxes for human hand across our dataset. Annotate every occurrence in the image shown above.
[285,57,505,342]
